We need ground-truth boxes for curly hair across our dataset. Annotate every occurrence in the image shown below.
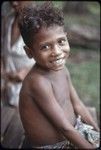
[18,2,64,47]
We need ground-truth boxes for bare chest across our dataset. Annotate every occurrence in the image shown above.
[50,74,70,108]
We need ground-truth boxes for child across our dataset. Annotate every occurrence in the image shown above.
[18,2,100,149]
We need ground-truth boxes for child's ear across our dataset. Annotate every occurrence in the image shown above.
[23,45,33,58]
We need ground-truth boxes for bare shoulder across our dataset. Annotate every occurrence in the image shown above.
[19,68,53,119]
[20,67,51,101]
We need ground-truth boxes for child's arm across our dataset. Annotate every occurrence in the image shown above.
[29,75,95,149]
[65,68,99,131]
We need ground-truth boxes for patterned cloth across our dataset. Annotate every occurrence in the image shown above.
[32,115,100,149]
[32,140,71,149]
[75,115,100,148]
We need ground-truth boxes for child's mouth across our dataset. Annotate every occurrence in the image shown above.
[50,57,65,66]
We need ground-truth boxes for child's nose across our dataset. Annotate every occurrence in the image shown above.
[52,45,62,56]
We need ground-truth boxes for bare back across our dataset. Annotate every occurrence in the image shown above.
[19,66,76,146]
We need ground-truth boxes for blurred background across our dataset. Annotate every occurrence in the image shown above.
[38,1,100,119]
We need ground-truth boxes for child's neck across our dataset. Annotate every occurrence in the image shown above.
[34,63,63,74]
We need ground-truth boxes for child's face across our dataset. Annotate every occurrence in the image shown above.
[31,26,70,71]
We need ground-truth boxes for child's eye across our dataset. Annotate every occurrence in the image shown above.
[40,45,51,51]
[58,39,67,46]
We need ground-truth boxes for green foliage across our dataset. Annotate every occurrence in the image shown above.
[34,1,64,8]
[52,1,64,8]
[87,2,100,15]
[66,59,100,114]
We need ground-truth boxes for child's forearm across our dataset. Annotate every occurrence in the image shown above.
[62,127,95,149]
[75,103,99,131]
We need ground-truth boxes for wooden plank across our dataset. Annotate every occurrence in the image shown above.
[1,109,24,149]
[1,106,16,136]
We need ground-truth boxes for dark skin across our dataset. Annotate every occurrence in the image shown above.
[19,26,99,148]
